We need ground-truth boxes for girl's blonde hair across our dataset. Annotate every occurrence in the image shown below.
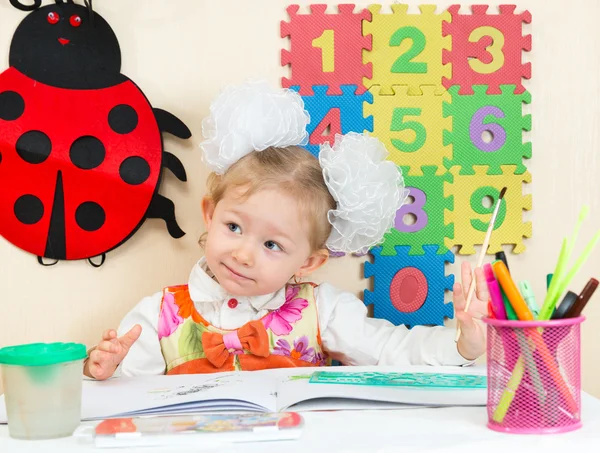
[201,146,337,251]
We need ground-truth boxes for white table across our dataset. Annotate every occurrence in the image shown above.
[2,394,600,452]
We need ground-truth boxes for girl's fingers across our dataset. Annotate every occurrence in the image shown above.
[96,341,117,354]
[453,282,465,311]
[461,261,472,298]
[474,267,489,302]
[102,329,117,341]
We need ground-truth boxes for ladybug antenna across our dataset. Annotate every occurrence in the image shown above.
[10,0,42,11]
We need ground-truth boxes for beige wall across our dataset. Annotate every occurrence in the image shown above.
[1,0,599,397]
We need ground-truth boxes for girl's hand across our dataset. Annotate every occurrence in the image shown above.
[454,262,489,361]
[84,325,142,380]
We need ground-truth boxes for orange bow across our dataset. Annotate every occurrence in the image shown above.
[202,321,270,368]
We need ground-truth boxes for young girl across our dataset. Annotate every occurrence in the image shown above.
[84,81,488,380]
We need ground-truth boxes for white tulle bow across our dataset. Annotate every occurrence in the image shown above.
[320,133,409,254]
[199,80,310,174]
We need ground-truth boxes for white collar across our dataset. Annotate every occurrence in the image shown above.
[187,257,286,311]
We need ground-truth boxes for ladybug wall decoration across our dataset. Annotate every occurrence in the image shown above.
[0,0,191,266]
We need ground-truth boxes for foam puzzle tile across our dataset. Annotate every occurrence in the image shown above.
[363,4,450,95]
[290,85,373,158]
[365,85,451,175]
[442,5,532,95]
[443,85,531,175]
[281,4,372,95]
[444,165,532,255]
[381,166,453,256]
[364,245,455,327]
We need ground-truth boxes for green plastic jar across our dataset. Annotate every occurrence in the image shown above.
[0,342,86,439]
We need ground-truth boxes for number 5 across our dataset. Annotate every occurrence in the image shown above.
[390,108,426,153]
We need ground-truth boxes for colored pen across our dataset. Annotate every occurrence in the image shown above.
[519,280,539,319]
[492,261,534,321]
[495,251,509,270]
[515,330,545,405]
[551,291,577,320]
[493,261,518,319]
[493,355,525,422]
[484,264,507,320]
[502,287,518,320]
[566,278,599,318]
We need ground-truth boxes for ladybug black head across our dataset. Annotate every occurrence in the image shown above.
[9,0,124,89]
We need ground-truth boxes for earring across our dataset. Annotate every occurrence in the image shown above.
[293,274,302,284]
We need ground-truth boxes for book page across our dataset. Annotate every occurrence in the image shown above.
[79,371,277,420]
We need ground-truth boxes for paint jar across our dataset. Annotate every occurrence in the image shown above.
[484,317,583,434]
[0,342,86,439]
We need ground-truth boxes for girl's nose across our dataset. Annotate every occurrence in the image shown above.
[232,242,253,266]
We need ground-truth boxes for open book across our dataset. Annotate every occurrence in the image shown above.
[0,366,486,422]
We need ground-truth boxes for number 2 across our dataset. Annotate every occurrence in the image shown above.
[390,27,427,74]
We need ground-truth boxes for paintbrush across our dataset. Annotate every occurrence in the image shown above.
[456,187,507,342]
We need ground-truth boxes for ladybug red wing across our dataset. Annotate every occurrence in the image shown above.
[0,67,162,260]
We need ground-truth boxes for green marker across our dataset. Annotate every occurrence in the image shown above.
[501,285,518,320]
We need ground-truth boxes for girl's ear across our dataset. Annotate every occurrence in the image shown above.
[201,196,216,230]
[296,249,329,279]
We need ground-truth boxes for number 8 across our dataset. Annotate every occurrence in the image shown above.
[395,188,428,233]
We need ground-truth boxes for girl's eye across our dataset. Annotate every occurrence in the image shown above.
[227,223,241,234]
[47,12,60,24]
[265,241,282,252]
[70,15,82,27]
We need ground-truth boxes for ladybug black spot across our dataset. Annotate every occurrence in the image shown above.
[14,194,44,225]
[75,201,105,232]
[120,156,150,185]
[16,130,52,164]
[0,91,25,121]
[108,104,138,134]
[70,136,106,170]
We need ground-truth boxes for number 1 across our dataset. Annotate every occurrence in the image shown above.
[312,30,334,73]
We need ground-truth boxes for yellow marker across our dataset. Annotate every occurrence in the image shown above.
[493,356,525,422]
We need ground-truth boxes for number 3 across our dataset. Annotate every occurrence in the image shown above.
[468,26,504,74]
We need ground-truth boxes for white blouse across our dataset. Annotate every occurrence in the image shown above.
[116,258,471,376]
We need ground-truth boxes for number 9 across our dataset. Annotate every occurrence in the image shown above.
[470,187,506,232]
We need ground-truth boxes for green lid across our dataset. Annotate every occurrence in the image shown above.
[0,342,86,366]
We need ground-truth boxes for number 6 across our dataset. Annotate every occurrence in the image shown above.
[469,106,506,152]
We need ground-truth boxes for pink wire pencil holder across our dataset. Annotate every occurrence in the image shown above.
[484,316,584,434]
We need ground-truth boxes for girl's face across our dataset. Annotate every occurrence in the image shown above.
[202,187,328,297]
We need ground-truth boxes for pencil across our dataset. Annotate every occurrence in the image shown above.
[456,187,507,342]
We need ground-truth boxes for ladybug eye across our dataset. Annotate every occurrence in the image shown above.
[47,12,59,25]
[70,15,82,27]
